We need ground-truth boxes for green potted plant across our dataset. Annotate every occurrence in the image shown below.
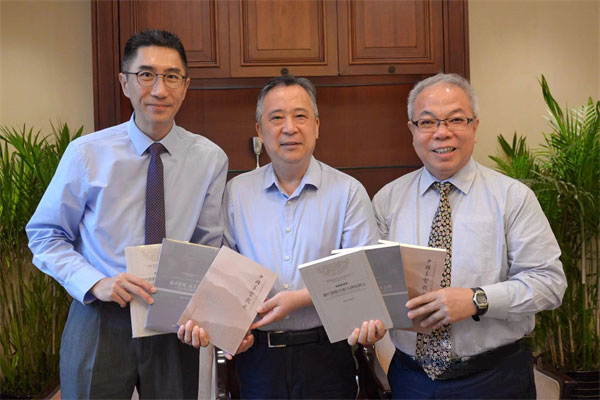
[490,76,599,398]
[0,123,82,398]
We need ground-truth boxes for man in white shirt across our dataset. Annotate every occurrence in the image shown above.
[372,73,567,399]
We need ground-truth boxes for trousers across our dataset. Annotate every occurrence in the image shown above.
[60,300,200,399]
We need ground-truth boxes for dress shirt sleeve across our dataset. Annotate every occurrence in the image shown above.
[190,151,228,248]
[342,182,380,248]
[26,143,106,304]
[482,188,567,321]
[221,181,238,251]
[372,189,390,240]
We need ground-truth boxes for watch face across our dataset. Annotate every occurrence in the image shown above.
[476,292,487,305]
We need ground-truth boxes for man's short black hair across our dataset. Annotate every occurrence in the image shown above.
[256,75,319,123]
[122,29,188,75]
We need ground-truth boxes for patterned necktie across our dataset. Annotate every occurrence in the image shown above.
[145,143,166,245]
[416,181,453,379]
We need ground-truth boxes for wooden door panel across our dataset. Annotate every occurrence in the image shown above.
[119,0,229,78]
[338,0,443,75]
[229,0,338,77]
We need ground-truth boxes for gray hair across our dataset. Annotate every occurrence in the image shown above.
[407,73,478,120]
[256,75,319,123]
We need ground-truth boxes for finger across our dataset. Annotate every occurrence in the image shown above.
[420,310,446,328]
[250,312,276,330]
[256,297,276,314]
[191,326,201,348]
[406,291,439,309]
[347,328,359,346]
[126,274,157,294]
[367,320,377,344]
[237,334,254,354]
[199,328,210,347]
[357,321,368,344]
[374,320,386,339]
[224,352,233,361]
[112,286,130,307]
[121,280,154,304]
[407,300,440,319]
[177,325,185,342]
[184,320,194,344]
[243,334,254,351]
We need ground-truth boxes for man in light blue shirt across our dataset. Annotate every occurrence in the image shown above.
[181,75,381,399]
[26,30,227,399]
[372,73,567,399]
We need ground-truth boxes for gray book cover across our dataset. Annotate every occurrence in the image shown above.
[365,246,412,329]
[145,239,219,333]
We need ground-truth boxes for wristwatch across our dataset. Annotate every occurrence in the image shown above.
[471,287,488,321]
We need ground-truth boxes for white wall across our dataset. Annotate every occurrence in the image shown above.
[0,0,94,134]
[469,0,599,166]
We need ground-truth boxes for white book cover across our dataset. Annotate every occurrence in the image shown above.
[299,250,394,343]
[177,246,277,355]
[124,244,164,338]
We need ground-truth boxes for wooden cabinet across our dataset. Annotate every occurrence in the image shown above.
[118,0,230,78]
[337,0,443,75]
[106,0,456,79]
[229,0,338,77]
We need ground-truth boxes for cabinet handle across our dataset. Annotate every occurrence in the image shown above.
[280,68,289,75]
[388,66,396,74]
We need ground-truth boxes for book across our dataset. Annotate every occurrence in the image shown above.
[124,243,164,338]
[377,240,447,333]
[177,246,277,355]
[145,239,219,333]
[301,241,447,342]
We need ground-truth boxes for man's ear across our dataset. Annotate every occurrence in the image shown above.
[256,122,262,139]
[119,73,131,99]
[315,117,320,139]
[407,120,416,136]
[181,76,191,96]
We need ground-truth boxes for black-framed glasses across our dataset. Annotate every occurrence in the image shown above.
[411,117,475,133]
[122,70,188,89]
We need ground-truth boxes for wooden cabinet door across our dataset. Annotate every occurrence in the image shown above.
[337,0,443,75]
[118,0,229,78]
[229,0,338,77]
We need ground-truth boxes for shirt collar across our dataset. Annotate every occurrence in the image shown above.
[262,156,321,196]
[418,158,477,196]
[127,113,180,156]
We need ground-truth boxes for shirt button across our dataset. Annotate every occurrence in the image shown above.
[284,255,290,261]
[283,284,289,289]
[287,201,292,205]
[284,315,290,320]
[285,227,291,233]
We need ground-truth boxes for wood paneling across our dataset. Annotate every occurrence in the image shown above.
[91,0,121,130]
[338,0,443,75]
[229,0,338,77]
[152,82,422,197]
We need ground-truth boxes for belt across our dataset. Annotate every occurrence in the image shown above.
[253,326,329,348]
[397,340,525,380]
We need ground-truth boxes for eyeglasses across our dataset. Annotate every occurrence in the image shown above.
[122,70,188,89]
[411,117,475,133]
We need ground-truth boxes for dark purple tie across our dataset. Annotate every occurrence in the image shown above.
[145,143,166,244]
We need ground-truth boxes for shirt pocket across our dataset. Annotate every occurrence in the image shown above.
[452,214,505,283]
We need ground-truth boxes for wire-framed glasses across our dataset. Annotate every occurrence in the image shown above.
[411,117,475,133]
[122,70,187,89]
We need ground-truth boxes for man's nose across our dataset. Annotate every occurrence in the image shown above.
[432,120,451,138]
[150,76,169,97]
[282,117,297,134]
